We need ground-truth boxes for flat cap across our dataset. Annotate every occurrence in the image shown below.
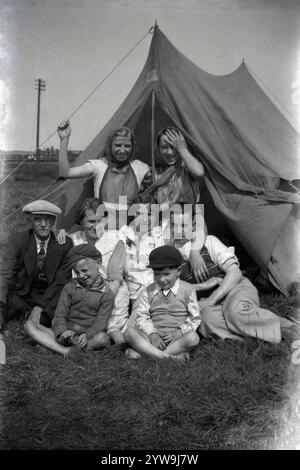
[68,243,102,267]
[22,199,62,216]
[147,246,183,269]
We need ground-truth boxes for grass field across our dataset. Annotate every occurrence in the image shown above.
[0,165,299,450]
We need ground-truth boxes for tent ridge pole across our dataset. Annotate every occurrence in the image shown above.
[151,89,156,184]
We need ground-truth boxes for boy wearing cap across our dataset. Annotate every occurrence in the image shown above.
[52,244,115,353]
[0,200,72,352]
[125,246,201,360]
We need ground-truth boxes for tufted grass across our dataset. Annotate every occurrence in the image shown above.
[0,309,299,450]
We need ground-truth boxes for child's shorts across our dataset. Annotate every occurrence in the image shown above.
[154,326,181,345]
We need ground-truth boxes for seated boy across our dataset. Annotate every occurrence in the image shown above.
[125,246,201,360]
[52,244,115,355]
[56,198,130,347]
[169,206,293,344]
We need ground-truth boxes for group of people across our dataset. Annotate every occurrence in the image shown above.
[0,121,293,361]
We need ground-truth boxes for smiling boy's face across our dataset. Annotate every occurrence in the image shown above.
[153,266,181,290]
[73,258,100,287]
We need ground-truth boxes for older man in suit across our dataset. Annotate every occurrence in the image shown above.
[0,200,73,355]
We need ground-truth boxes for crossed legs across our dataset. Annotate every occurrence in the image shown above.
[125,326,199,360]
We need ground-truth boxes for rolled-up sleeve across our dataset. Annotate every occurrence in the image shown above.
[106,240,126,282]
[179,289,201,334]
[87,159,105,197]
[107,282,130,334]
[205,236,239,273]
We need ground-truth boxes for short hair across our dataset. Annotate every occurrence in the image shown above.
[76,197,101,224]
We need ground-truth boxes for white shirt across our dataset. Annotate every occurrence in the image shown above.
[174,235,239,273]
[34,235,50,255]
[88,158,149,203]
[152,278,180,297]
[118,224,166,299]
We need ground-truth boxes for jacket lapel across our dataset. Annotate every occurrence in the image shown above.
[46,234,62,281]
[24,232,37,276]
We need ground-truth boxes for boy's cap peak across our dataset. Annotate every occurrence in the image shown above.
[68,243,102,266]
[147,246,183,269]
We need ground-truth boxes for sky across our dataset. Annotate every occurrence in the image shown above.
[0,0,300,151]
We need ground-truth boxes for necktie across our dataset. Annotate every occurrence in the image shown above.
[37,241,46,270]
[162,289,171,299]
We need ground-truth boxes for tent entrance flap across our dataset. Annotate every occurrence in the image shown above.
[126,93,177,165]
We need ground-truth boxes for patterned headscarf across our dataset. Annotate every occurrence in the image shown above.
[136,127,184,204]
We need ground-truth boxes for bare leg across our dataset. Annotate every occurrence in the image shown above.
[125,327,170,360]
[164,331,199,356]
[125,347,141,359]
[109,329,126,346]
[24,317,71,356]
[86,332,110,350]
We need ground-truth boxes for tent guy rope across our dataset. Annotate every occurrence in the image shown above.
[0,26,154,189]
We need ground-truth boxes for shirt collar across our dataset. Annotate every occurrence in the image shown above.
[74,274,107,292]
[34,235,51,251]
[153,278,180,297]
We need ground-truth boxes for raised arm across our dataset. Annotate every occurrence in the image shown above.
[164,129,204,178]
[57,120,93,179]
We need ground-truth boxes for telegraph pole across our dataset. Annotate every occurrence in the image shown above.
[35,78,46,165]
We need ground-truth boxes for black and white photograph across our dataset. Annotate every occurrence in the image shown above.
[0,0,299,452]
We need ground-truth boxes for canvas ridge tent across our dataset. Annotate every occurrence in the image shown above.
[49,24,300,296]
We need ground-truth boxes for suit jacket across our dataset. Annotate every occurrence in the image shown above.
[0,229,72,317]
